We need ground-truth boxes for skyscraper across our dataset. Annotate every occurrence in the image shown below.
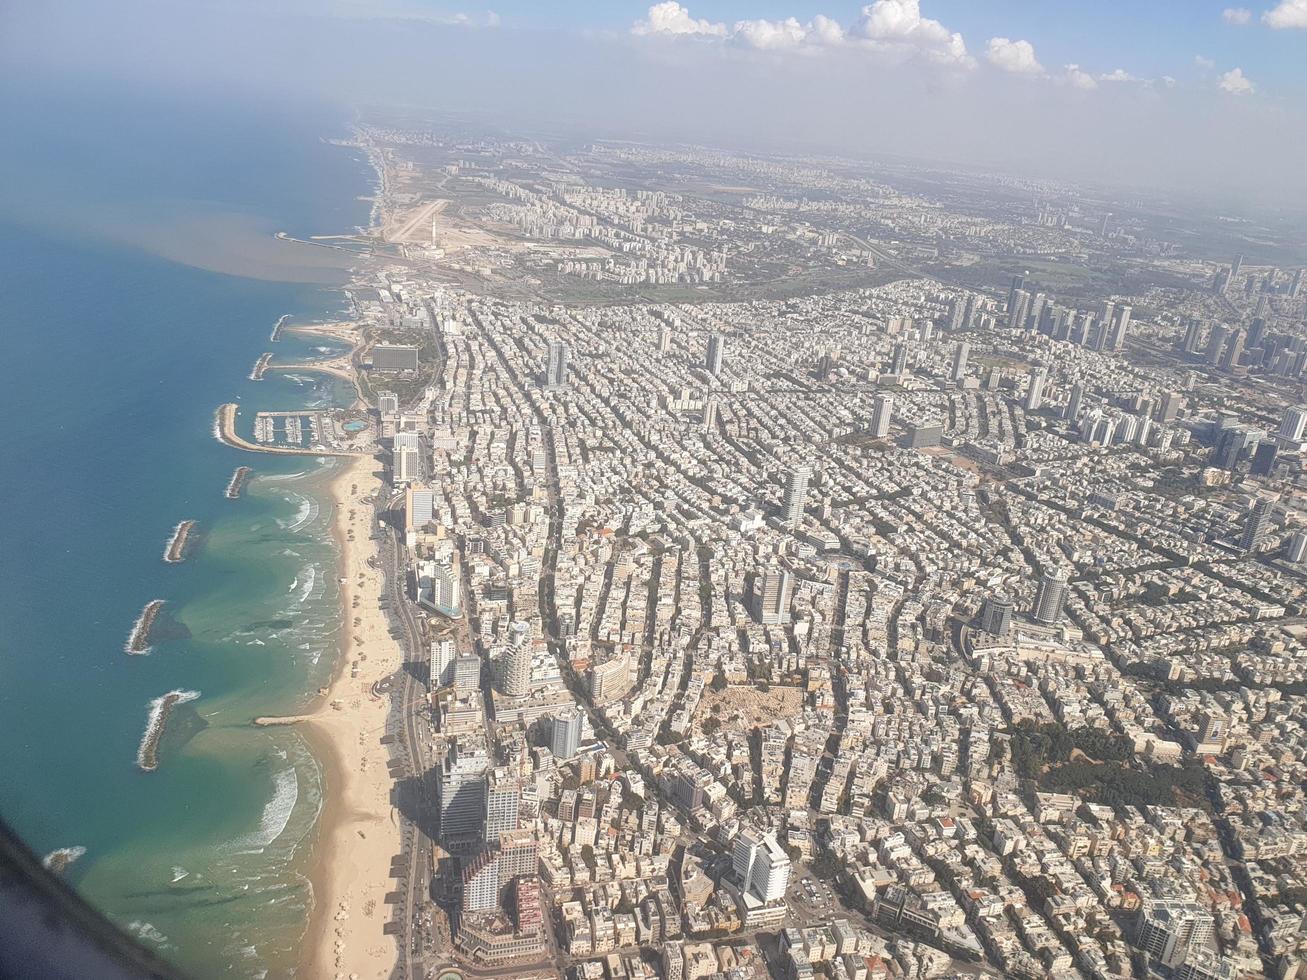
[870,393,894,438]
[544,340,569,389]
[497,622,532,698]
[1111,305,1131,350]
[393,431,421,485]
[461,849,500,912]
[550,706,584,761]
[1007,272,1026,313]
[1032,569,1069,624]
[781,466,810,528]
[1206,324,1231,367]
[732,829,791,904]
[754,567,793,625]
[706,332,726,376]
[950,341,970,384]
[1278,406,1307,443]
[981,597,1013,636]
[1007,289,1030,331]
[432,638,457,688]
[889,341,908,376]
[439,738,490,844]
[1024,367,1047,412]
[484,767,521,841]
[1241,498,1274,553]
[1064,382,1085,422]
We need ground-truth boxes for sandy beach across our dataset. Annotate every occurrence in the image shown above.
[295,453,405,980]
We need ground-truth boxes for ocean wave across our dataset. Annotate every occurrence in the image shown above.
[171,866,190,884]
[43,846,87,872]
[260,472,308,483]
[232,768,298,854]
[127,921,170,948]
[289,564,317,603]
[278,493,316,532]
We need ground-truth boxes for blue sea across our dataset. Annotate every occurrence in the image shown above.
[0,81,372,977]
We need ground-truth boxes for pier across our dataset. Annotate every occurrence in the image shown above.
[163,520,196,563]
[225,466,252,499]
[137,690,200,772]
[125,599,165,655]
[270,314,290,342]
[249,352,273,381]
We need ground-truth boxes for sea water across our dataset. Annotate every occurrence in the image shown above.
[0,79,373,977]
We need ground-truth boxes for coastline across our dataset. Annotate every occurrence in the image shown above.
[290,453,406,980]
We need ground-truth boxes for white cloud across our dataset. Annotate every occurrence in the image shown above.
[1194,54,1216,69]
[1160,75,1177,87]
[1061,64,1097,90]
[730,14,848,49]
[1099,68,1136,82]
[632,2,727,36]
[1221,7,1252,24]
[1263,0,1307,28]
[854,0,974,67]
[985,36,1043,75]
[1218,67,1255,94]
[808,14,846,45]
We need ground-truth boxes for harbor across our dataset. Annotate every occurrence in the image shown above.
[124,599,165,655]
[163,520,196,563]
[225,466,252,499]
[136,690,200,772]
[213,402,372,457]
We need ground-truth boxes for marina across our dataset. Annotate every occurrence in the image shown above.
[225,466,252,499]
[163,520,196,563]
[136,690,200,772]
[124,599,165,655]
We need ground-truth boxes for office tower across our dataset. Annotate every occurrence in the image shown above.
[1032,569,1069,624]
[732,829,791,904]
[1027,292,1047,333]
[497,624,532,698]
[1241,498,1274,553]
[393,431,421,484]
[550,706,584,761]
[1158,391,1182,423]
[1007,273,1026,313]
[406,485,435,530]
[963,293,979,328]
[544,340,569,389]
[498,829,539,884]
[1231,253,1244,281]
[439,738,489,843]
[981,597,1013,636]
[1287,530,1307,564]
[706,332,726,376]
[1024,367,1047,412]
[432,638,457,688]
[1248,316,1266,351]
[754,567,793,625]
[919,320,933,343]
[1220,329,1245,371]
[1250,441,1278,476]
[425,562,460,616]
[461,850,500,913]
[1278,406,1307,442]
[890,341,908,376]
[454,654,481,692]
[1181,318,1203,355]
[781,466,810,528]
[1007,289,1030,331]
[658,324,672,353]
[1064,382,1084,422]
[950,341,970,383]
[1213,424,1260,470]
[1111,305,1131,350]
[1292,268,1305,299]
[1206,324,1230,367]
[1138,900,1216,969]
[378,391,400,416]
[870,393,894,438]
[949,297,966,330]
[1100,300,1116,340]
[484,767,521,841]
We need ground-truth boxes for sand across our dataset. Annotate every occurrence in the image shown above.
[296,453,406,980]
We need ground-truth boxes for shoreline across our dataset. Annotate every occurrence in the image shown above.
[294,452,407,980]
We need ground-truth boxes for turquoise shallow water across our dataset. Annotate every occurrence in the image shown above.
[0,83,371,977]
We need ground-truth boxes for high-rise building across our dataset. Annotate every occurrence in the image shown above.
[1007,273,1026,313]
[1220,329,1245,371]
[461,849,500,913]
[657,325,672,353]
[1064,382,1084,422]
[1158,391,1183,423]
[1007,289,1030,331]
[393,431,421,485]
[497,622,532,698]
[497,829,539,883]
[889,342,908,376]
[1032,569,1069,624]
[1230,253,1244,281]
[781,466,810,528]
[1241,498,1274,553]
[439,738,490,843]
[1024,367,1047,412]
[732,829,791,904]
[1111,305,1132,350]
[981,597,1013,636]
[1181,318,1203,355]
[378,391,400,416]
[701,395,718,433]
[1278,406,1307,443]
[550,706,584,761]
[406,485,435,532]
[870,393,894,438]
[454,654,482,692]
[1137,900,1215,969]
[754,567,793,625]
[1206,324,1231,367]
[484,767,521,841]
[950,341,970,383]
[432,638,457,688]
[544,340,569,389]
[1286,530,1307,564]
[706,333,726,376]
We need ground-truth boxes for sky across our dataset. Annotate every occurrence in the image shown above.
[2,0,1305,208]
